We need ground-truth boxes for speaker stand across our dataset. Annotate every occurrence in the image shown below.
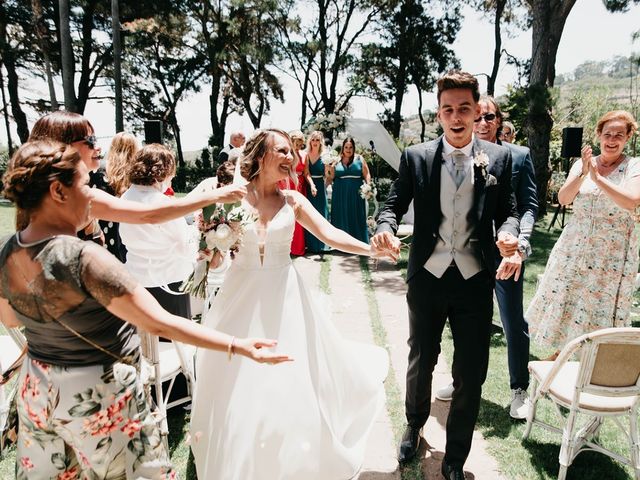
[548,204,567,231]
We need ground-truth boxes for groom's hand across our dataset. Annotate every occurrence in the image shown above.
[496,254,522,281]
[496,231,518,257]
[371,231,401,261]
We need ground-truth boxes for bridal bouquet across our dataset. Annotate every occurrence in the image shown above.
[181,202,254,298]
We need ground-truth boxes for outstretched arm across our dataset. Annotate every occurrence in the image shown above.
[290,191,397,261]
[80,243,291,364]
[89,184,246,225]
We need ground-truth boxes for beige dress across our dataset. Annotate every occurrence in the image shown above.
[528,156,640,350]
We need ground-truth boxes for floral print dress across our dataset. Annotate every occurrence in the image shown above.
[527,156,640,351]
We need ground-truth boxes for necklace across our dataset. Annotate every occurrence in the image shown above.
[597,154,625,175]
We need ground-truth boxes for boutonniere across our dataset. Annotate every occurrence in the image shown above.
[473,150,490,179]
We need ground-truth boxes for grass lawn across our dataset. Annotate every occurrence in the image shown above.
[433,213,640,480]
[0,202,638,479]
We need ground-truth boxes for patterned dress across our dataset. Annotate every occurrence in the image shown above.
[305,157,329,252]
[0,235,174,480]
[330,156,368,243]
[527,157,640,350]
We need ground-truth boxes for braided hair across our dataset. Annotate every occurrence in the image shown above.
[2,140,80,211]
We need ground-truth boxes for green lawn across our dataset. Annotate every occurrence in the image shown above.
[0,203,638,479]
[439,214,639,480]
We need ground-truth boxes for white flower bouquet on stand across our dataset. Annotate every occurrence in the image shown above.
[360,181,379,235]
[321,151,341,167]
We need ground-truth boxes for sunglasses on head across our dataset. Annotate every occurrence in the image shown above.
[474,113,497,123]
[73,134,97,149]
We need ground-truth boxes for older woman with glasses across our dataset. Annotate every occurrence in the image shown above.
[24,111,245,249]
[528,110,640,360]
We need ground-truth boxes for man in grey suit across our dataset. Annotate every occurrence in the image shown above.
[436,96,538,420]
[372,72,520,480]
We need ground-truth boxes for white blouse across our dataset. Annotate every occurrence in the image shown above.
[119,184,198,287]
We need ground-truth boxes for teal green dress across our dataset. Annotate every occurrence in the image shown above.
[330,156,368,243]
[306,158,329,252]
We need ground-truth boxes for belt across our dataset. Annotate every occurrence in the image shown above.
[311,175,324,179]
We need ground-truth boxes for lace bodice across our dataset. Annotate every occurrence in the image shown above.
[233,200,295,270]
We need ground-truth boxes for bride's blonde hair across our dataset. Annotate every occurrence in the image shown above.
[240,129,298,186]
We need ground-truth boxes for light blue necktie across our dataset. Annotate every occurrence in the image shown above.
[452,150,466,188]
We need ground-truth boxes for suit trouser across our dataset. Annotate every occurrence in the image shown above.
[494,260,530,391]
[405,266,493,468]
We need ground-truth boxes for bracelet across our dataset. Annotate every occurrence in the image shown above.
[227,336,236,361]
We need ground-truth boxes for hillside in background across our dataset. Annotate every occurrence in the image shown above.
[400,54,639,150]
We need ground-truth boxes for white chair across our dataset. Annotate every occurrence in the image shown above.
[523,327,640,480]
[139,332,195,449]
[0,328,27,451]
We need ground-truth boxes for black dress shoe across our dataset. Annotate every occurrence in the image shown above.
[397,426,422,464]
[441,460,465,480]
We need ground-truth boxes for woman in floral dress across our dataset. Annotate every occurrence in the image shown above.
[0,140,290,479]
[527,110,640,358]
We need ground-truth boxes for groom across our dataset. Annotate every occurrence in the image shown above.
[372,71,520,479]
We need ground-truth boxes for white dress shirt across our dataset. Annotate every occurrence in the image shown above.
[441,136,474,180]
[120,184,198,287]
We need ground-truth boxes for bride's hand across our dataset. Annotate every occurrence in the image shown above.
[209,184,247,204]
[234,338,294,364]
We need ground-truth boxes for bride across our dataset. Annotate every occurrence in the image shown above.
[190,129,397,479]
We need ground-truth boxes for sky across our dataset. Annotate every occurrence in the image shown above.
[3,0,640,152]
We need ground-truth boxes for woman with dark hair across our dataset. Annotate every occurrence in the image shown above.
[23,111,245,243]
[119,144,195,319]
[0,140,291,479]
[327,137,371,243]
[190,129,396,480]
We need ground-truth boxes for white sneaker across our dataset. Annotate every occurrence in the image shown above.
[435,383,454,401]
[510,388,530,419]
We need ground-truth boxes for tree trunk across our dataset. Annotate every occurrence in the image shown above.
[0,5,28,142]
[32,0,58,110]
[58,0,77,112]
[112,0,123,132]
[170,114,185,168]
[416,84,426,142]
[391,54,408,138]
[526,0,576,217]
[0,66,13,153]
[487,0,506,96]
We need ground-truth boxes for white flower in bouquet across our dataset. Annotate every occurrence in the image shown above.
[205,223,237,252]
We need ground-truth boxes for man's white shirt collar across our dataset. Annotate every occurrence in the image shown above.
[442,135,474,158]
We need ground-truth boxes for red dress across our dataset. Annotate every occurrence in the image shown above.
[279,152,307,255]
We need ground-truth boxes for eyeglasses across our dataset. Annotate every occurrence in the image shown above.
[73,135,97,149]
[474,113,497,123]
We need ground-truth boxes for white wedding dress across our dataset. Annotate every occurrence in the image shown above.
[190,197,389,480]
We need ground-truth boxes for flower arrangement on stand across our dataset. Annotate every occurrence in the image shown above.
[360,181,379,235]
[181,202,254,298]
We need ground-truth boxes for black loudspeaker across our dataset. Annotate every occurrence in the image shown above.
[144,120,163,144]
[561,127,583,158]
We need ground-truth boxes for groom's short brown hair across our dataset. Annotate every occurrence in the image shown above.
[437,71,480,104]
